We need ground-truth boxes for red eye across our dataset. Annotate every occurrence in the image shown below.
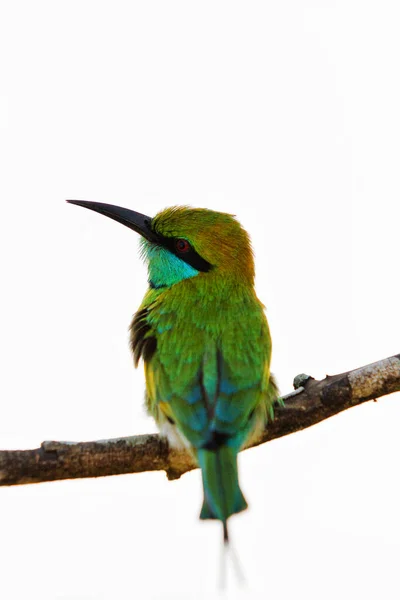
[175,238,191,253]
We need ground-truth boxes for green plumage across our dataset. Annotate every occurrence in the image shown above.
[68,200,277,543]
[198,446,248,541]
[130,208,277,542]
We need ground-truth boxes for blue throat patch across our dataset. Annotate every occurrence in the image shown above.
[141,240,200,288]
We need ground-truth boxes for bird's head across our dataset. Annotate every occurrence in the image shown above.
[67,201,255,289]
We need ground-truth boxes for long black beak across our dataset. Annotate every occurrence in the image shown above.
[66,200,159,243]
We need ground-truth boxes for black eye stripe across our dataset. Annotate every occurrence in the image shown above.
[156,234,212,273]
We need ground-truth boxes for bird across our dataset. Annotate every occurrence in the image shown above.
[67,199,278,544]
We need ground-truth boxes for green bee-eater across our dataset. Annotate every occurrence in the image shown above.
[67,200,277,543]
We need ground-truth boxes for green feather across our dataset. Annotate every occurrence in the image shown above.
[197,446,248,543]
[70,201,278,546]
[129,207,278,541]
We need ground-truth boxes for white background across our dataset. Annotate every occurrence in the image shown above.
[1,1,399,599]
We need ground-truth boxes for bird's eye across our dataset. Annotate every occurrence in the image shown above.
[175,238,191,253]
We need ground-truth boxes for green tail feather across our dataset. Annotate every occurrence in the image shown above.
[197,446,248,542]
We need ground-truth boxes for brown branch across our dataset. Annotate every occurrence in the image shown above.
[1,354,399,487]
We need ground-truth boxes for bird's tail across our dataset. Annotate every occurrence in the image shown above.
[197,445,248,543]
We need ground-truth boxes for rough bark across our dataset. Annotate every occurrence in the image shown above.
[1,354,399,487]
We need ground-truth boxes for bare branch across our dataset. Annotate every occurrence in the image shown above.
[1,354,399,487]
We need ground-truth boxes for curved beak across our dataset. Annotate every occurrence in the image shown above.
[66,200,159,243]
